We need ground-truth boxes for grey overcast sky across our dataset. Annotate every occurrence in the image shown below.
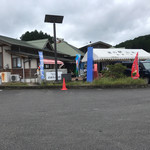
[0,0,150,48]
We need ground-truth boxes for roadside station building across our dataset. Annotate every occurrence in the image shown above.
[0,35,83,82]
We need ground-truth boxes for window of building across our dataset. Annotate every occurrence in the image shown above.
[12,56,22,68]
[44,64,50,69]
[0,53,2,69]
[44,64,55,69]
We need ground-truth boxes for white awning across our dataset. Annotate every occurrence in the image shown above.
[81,48,150,62]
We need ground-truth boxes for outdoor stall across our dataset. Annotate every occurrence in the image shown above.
[43,59,67,81]
[37,59,67,82]
[81,48,150,71]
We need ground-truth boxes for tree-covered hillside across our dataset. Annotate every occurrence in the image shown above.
[115,34,150,52]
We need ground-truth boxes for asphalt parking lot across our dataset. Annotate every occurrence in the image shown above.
[0,88,150,150]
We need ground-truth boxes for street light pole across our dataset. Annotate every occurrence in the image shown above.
[44,14,64,82]
[53,22,58,81]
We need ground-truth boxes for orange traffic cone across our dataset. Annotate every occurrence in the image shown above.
[61,78,68,90]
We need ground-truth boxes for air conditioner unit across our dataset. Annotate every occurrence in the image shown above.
[10,74,20,82]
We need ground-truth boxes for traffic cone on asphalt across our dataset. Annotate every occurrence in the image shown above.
[61,78,68,90]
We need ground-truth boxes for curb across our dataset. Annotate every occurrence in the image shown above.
[0,84,148,89]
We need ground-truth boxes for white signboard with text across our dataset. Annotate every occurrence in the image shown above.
[46,72,62,81]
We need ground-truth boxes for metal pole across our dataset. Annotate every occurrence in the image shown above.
[29,59,31,82]
[23,58,25,82]
[53,23,58,81]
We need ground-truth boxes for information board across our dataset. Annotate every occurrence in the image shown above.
[46,72,62,81]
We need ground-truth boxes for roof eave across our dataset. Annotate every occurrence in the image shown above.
[0,39,12,46]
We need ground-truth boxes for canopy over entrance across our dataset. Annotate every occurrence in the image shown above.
[43,59,64,65]
[82,48,150,62]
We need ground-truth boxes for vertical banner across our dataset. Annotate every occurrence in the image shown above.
[75,54,81,77]
[87,47,93,82]
[38,51,45,80]
[131,52,140,79]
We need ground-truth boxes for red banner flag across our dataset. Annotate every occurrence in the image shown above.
[131,52,140,79]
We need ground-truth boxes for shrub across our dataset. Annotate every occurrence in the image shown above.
[102,63,127,78]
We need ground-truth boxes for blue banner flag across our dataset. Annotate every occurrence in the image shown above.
[38,51,45,80]
[87,47,93,82]
[75,54,81,76]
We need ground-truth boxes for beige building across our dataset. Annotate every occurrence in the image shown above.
[0,35,73,82]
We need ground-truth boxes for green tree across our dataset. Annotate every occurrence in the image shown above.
[20,30,53,43]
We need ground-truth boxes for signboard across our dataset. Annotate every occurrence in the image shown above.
[87,47,93,82]
[46,72,62,81]
[38,51,45,80]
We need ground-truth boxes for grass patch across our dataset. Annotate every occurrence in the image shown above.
[2,82,28,86]
[42,77,146,86]
[40,81,62,86]
[41,81,91,86]
[66,81,91,86]
[1,77,147,87]
[92,77,146,86]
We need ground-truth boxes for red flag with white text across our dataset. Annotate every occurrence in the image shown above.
[131,52,140,79]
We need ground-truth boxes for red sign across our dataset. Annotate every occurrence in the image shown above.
[131,52,140,79]
[93,64,98,79]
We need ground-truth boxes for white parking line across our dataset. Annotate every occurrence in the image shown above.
[0,90,3,92]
